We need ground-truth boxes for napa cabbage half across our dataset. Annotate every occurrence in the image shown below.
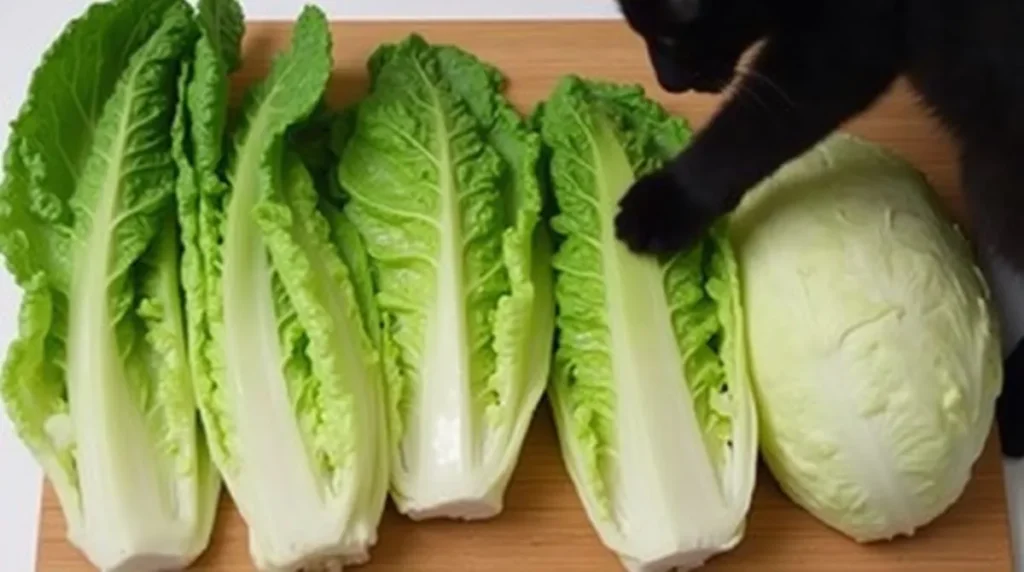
[175,4,390,569]
[0,0,219,569]
[337,35,556,520]
[536,76,757,572]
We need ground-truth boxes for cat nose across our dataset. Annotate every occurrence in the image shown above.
[646,45,694,93]
[655,70,694,93]
[652,64,695,93]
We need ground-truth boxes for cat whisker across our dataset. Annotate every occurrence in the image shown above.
[736,67,797,109]
[729,80,772,113]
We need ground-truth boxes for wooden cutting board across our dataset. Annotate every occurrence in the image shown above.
[36,21,1012,571]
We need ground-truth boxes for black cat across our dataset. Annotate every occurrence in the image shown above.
[613,0,1024,456]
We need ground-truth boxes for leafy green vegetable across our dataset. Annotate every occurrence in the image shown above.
[0,0,220,569]
[6,2,999,567]
[176,4,390,568]
[536,76,757,571]
[730,133,1002,542]
[172,0,243,479]
[337,35,555,520]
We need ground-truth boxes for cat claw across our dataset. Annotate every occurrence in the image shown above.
[615,169,710,255]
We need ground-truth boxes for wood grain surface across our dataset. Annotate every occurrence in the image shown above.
[37,21,1012,571]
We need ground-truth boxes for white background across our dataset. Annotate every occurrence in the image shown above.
[1,2,1022,572]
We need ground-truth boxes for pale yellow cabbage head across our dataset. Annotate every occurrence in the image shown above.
[730,134,1002,542]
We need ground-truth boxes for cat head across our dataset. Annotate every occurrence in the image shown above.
[618,0,771,93]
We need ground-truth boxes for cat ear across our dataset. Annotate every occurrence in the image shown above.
[668,0,700,22]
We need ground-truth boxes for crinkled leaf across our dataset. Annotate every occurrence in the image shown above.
[537,76,756,571]
[339,34,552,519]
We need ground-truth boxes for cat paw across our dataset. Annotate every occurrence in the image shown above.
[615,169,713,255]
[999,339,1024,458]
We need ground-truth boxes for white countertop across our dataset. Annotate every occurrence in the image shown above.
[1,2,1022,571]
